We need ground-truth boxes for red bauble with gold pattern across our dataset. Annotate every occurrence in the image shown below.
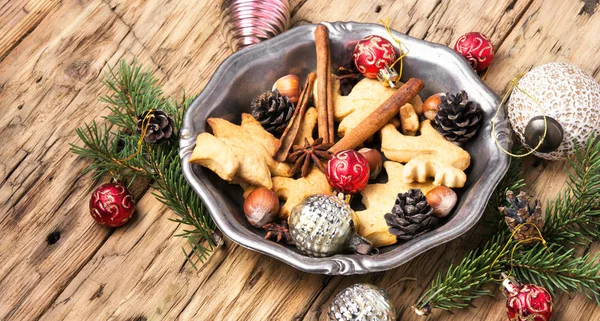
[502,275,554,321]
[353,35,397,79]
[326,150,370,194]
[89,182,135,227]
[453,32,494,72]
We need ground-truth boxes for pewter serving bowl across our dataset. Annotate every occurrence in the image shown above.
[180,22,512,275]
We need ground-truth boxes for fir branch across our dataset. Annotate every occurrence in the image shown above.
[543,134,600,244]
[71,60,217,265]
[414,136,600,315]
[413,232,510,314]
[70,121,147,180]
[513,243,600,304]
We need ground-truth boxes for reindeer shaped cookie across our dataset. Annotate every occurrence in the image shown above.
[380,119,471,188]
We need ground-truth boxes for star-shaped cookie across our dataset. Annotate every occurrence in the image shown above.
[357,161,436,248]
[380,120,471,188]
[189,113,292,189]
[272,167,332,218]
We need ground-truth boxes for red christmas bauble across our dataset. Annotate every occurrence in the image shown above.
[89,182,135,227]
[353,35,397,79]
[326,150,370,194]
[502,276,554,321]
[453,32,494,72]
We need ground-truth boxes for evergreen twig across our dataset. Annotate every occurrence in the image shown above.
[70,60,217,266]
[414,134,600,315]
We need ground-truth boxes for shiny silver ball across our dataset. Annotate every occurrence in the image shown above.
[328,283,396,321]
[288,194,358,257]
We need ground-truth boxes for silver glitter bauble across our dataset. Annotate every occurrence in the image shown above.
[288,194,370,257]
[328,283,396,321]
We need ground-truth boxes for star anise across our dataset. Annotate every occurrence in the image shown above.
[288,137,333,177]
[263,221,293,244]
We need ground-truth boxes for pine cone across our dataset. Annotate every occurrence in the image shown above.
[250,89,295,136]
[384,189,439,241]
[136,109,175,144]
[434,90,483,143]
[500,191,543,244]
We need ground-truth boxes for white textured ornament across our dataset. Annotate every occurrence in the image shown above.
[507,62,600,160]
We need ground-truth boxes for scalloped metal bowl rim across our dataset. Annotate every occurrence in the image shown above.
[180,21,511,275]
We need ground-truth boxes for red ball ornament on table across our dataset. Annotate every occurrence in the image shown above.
[353,35,397,78]
[326,150,370,195]
[89,182,135,227]
[502,275,554,321]
[453,32,494,73]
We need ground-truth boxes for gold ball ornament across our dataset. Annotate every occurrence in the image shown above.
[507,62,600,160]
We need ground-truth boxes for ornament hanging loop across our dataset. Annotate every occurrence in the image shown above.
[120,108,155,162]
[492,73,549,158]
[380,18,409,83]
[488,222,550,282]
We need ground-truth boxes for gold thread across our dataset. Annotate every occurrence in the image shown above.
[492,73,548,158]
[121,108,155,162]
[381,18,409,81]
[481,67,490,80]
[489,222,550,282]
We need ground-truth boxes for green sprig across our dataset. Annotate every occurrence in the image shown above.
[70,60,217,266]
[415,134,600,315]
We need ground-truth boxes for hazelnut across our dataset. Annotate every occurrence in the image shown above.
[273,74,300,103]
[423,93,443,121]
[358,148,383,179]
[426,186,457,218]
[243,188,279,227]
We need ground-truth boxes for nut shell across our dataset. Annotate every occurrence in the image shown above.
[423,93,443,121]
[358,148,383,179]
[244,188,279,227]
[272,74,300,103]
[426,186,457,218]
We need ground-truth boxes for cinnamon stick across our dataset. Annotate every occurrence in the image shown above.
[329,78,425,154]
[315,24,331,143]
[274,72,316,162]
[327,61,335,141]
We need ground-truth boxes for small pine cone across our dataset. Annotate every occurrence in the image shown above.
[384,189,439,241]
[250,89,295,137]
[434,90,483,143]
[137,109,175,144]
[500,190,544,244]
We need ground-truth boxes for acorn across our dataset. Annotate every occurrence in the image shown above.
[423,93,443,121]
[272,74,300,103]
[358,148,383,180]
[243,188,279,227]
[426,186,457,218]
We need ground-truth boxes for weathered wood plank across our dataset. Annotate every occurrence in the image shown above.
[0,0,164,319]
[0,0,61,61]
[0,0,236,320]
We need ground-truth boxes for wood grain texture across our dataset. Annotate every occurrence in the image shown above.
[0,0,599,320]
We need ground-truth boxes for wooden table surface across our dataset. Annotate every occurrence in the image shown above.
[2,0,600,320]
